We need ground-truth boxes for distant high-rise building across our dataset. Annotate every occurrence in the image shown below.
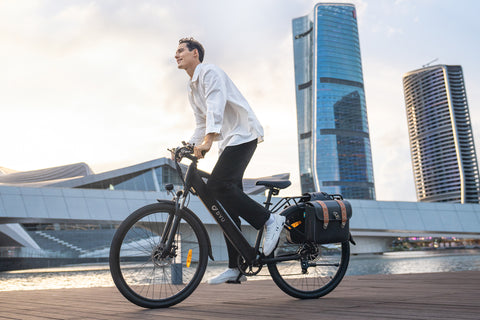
[403,65,480,203]
[292,3,375,199]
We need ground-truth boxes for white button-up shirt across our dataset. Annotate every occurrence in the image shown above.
[187,63,264,153]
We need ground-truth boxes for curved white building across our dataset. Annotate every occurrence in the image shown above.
[403,65,480,203]
[1,158,480,271]
[0,158,290,270]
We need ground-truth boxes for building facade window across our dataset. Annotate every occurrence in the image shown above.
[77,165,184,192]
[292,3,375,199]
[403,65,480,203]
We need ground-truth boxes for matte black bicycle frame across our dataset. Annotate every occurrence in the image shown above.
[164,153,299,267]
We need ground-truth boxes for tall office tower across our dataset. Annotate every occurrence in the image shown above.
[292,3,375,199]
[403,65,480,203]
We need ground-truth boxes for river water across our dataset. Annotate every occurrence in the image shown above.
[1,249,479,292]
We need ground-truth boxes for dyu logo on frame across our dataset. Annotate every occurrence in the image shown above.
[211,204,226,222]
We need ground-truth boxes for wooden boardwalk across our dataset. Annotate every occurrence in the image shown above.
[0,271,478,319]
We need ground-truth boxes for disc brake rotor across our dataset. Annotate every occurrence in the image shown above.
[151,243,176,267]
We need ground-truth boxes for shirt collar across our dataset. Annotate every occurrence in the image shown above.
[190,63,203,83]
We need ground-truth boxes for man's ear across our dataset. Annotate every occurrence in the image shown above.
[193,49,199,59]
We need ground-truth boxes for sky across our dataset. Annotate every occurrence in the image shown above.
[1,0,479,202]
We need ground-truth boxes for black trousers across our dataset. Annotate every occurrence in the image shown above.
[207,139,270,268]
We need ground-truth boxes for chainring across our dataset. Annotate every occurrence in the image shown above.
[237,255,263,276]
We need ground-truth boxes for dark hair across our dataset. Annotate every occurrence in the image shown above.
[178,37,205,62]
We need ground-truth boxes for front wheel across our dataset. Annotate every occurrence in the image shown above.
[267,206,350,299]
[109,202,209,308]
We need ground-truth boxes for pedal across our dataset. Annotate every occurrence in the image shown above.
[226,273,244,284]
[225,280,242,284]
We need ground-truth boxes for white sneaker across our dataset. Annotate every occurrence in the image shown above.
[263,214,286,256]
[207,268,247,285]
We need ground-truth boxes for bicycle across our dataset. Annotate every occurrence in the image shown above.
[109,143,351,308]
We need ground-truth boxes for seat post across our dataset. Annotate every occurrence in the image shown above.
[263,187,278,211]
[255,186,279,255]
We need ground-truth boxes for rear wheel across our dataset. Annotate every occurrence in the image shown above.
[268,205,350,299]
[109,203,209,308]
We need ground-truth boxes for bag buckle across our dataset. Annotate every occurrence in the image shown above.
[334,200,347,228]
[315,200,329,229]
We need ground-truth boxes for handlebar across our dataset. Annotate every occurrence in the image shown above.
[167,142,206,193]
[169,141,208,163]
[169,145,194,163]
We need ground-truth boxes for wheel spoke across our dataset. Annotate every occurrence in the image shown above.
[110,203,208,308]
[267,207,350,299]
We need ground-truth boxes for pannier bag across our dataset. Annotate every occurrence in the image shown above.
[285,206,306,244]
[305,198,352,244]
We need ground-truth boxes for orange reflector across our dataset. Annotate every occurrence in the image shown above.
[186,249,193,268]
[291,221,302,228]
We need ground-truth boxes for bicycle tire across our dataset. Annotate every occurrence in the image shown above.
[109,202,209,308]
[267,206,350,299]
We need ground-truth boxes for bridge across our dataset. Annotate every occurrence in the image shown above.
[1,183,479,258]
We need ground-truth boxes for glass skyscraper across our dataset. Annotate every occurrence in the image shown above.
[403,65,480,203]
[292,3,375,199]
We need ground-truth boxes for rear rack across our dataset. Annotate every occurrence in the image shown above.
[270,193,345,213]
[270,196,306,213]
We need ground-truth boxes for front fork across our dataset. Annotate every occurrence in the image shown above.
[159,190,188,258]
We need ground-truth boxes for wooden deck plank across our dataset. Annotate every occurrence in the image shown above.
[0,271,478,319]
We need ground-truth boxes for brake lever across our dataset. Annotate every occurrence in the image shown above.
[181,141,195,153]
[167,143,198,162]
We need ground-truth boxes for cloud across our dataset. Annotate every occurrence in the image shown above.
[0,2,183,169]
[0,1,302,178]
[1,0,479,202]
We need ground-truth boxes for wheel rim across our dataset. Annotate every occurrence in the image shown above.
[113,208,205,303]
[273,238,347,294]
[267,206,349,298]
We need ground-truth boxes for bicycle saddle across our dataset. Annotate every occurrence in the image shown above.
[255,180,291,190]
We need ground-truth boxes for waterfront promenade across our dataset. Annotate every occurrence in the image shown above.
[0,271,478,319]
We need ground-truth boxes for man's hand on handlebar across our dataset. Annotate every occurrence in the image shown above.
[169,136,213,161]
[194,144,210,159]
[194,133,217,159]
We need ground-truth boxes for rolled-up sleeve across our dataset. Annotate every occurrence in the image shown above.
[202,69,226,135]
[188,112,206,146]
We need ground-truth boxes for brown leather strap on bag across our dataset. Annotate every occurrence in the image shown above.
[335,200,347,228]
[316,200,329,229]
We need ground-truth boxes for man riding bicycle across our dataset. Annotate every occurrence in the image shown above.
[174,37,285,284]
